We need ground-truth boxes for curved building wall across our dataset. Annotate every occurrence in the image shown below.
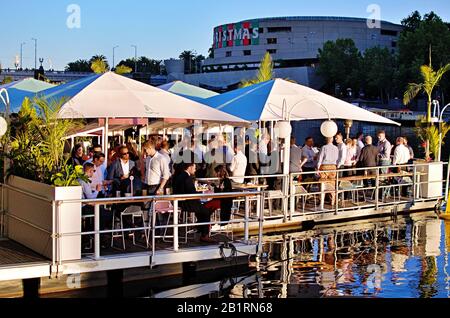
[203,16,403,70]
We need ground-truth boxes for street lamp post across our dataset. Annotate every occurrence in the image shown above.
[31,38,37,70]
[20,42,26,70]
[435,101,450,162]
[112,45,119,70]
[131,45,137,73]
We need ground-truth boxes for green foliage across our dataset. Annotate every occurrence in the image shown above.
[114,65,132,75]
[65,59,92,72]
[398,11,450,97]
[179,50,204,74]
[362,47,397,102]
[414,115,450,160]
[117,56,162,74]
[240,53,274,88]
[1,76,14,85]
[51,164,88,187]
[91,58,109,74]
[6,96,83,185]
[317,38,362,95]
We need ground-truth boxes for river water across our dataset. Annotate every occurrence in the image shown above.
[152,212,450,299]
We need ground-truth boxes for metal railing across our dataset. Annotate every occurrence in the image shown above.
[55,191,264,263]
[0,161,447,267]
[289,161,448,220]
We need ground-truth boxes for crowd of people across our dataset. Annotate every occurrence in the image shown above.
[72,129,415,247]
[289,130,415,205]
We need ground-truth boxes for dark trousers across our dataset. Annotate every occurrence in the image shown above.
[182,203,214,237]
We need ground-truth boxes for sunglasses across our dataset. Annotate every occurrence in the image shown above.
[120,152,129,157]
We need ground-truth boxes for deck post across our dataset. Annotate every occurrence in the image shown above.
[244,196,250,242]
[94,204,100,260]
[22,278,40,298]
[257,193,264,258]
[173,199,179,252]
[375,168,380,211]
[289,175,295,221]
[335,171,339,215]
[106,269,123,298]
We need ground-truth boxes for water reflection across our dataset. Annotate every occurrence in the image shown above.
[153,212,450,298]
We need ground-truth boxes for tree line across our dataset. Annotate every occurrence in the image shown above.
[65,50,207,75]
[317,11,450,106]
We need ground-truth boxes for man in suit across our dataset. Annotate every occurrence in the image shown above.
[107,145,136,195]
[172,162,215,243]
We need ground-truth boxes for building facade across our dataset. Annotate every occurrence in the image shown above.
[166,16,403,90]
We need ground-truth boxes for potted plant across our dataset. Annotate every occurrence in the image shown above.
[2,96,87,261]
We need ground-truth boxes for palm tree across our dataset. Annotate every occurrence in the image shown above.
[90,58,109,74]
[179,50,196,74]
[240,52,274,88]
[114,64,132,75]
[404,50,450,160]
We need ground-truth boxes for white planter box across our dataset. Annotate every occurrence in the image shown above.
[4,176,82,261]
[417,162,443,199]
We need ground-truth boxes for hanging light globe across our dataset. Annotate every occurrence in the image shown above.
[275,121,292,139]
[0,117,7,137]
[320,120,338,138]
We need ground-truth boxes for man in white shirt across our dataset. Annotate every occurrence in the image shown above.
[335,132,347,170]
[143,140,171,195]
[289,136,303,173]
[300,137,318,177]
[393,137,411,167]
[229,145,248,184]
[89,152,112,195]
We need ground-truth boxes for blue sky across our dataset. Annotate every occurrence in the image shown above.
[1,0,449,70]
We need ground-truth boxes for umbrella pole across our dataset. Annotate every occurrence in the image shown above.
[104,118,109,167]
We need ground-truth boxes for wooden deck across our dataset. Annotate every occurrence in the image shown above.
[0,239,48,266]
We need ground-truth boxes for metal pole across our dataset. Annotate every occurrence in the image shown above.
[445,154,450,205]
[94,204,100,260]
[257,193,264,258]
[131,45,137,73]
[438,104,450,162]
[173,199,179,252]
[31,38,37,70]
[244,196,250,242]
[20,42,26,70]
[113,45,119,70]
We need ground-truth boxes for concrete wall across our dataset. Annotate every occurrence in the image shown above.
[169,66,317,90]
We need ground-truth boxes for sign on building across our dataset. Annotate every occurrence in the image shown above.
[214,21,260,48]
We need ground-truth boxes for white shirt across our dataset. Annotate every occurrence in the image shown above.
[90,165,105,191]
[120,159,130,178]
[229,151,248,184]
[337,143,348,168]
[301,146,317,169]
[357,140,365,159]
[289,145,303,173]
[393,144,410,165]
[145,152,171,186]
